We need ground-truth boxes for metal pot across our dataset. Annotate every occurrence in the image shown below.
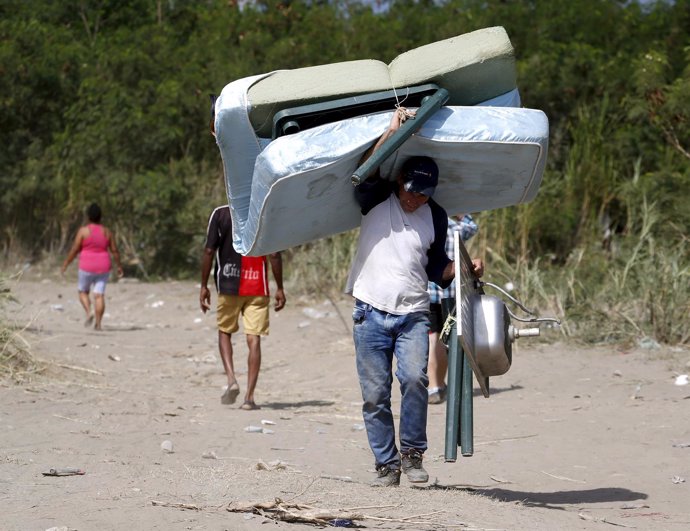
[472,294,512,377]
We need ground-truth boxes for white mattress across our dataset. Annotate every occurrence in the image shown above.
[225,105,548,256]
[213,26,548,256]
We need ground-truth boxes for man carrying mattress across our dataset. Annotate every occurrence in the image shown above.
[346,108,484,487]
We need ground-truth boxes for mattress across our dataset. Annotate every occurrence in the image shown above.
[234,105,548,256]
[213,26,548,256]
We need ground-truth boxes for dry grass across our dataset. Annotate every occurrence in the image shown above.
[283,200,688,347]
[477,200,689,346]
[0,275,43,382]
[284,229,359,299]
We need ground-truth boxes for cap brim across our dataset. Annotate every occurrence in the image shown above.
[404,182,436,197]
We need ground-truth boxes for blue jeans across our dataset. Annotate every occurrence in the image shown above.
[352,299,430,469]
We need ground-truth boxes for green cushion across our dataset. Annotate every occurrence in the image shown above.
[247,26,516,138]
[389,26,516,106]
[248,60,390,138]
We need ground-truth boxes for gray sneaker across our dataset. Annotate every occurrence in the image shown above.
[401,450,429,483]
[370,465,401,487]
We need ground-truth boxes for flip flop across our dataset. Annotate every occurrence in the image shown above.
[84,315,94,328]
[221,383,240,405]
[239,400,260,411]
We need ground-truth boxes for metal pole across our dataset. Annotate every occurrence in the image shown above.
[444,320,462,462]
[460,348,474,456]
[351,88,450,185]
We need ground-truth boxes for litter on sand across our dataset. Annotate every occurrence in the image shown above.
[330,519,355,527]
[42,468,85,476]
[245,425,273,434]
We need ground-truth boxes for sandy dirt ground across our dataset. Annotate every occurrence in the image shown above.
[2,271,690,531]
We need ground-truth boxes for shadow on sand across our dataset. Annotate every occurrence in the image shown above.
[473,383,524,397]
[99,324,146,332]
[261,399,335,410]
[427,484,648,509]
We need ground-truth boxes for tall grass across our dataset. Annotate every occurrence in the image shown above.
[0,275,41,382]
[284,201,688,347]
[285,229,360,299]
[474,198,689,346]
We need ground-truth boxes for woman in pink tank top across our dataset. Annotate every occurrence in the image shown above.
[61,203,124,330]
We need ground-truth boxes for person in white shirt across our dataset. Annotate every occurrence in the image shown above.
[347,109,484,487]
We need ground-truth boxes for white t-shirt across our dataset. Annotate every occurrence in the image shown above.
[346,195,435,315]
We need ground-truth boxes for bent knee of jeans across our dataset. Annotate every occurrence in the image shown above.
[362,394,391,414]
[396,361,429,387]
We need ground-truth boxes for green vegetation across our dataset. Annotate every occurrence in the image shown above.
[1,0,688,344]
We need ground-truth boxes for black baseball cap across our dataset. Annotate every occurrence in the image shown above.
[401,156,439,197]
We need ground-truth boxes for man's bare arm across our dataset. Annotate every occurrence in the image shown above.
[268,252,286,311]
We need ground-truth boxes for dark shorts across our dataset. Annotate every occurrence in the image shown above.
[429,299,455,334]
[429,303,443,334]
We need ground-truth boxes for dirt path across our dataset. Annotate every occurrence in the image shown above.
[2,275,689,530]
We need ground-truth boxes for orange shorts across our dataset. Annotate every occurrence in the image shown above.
[217,294,270,336]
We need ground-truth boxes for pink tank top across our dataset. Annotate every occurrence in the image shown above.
[78,224,111,274]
